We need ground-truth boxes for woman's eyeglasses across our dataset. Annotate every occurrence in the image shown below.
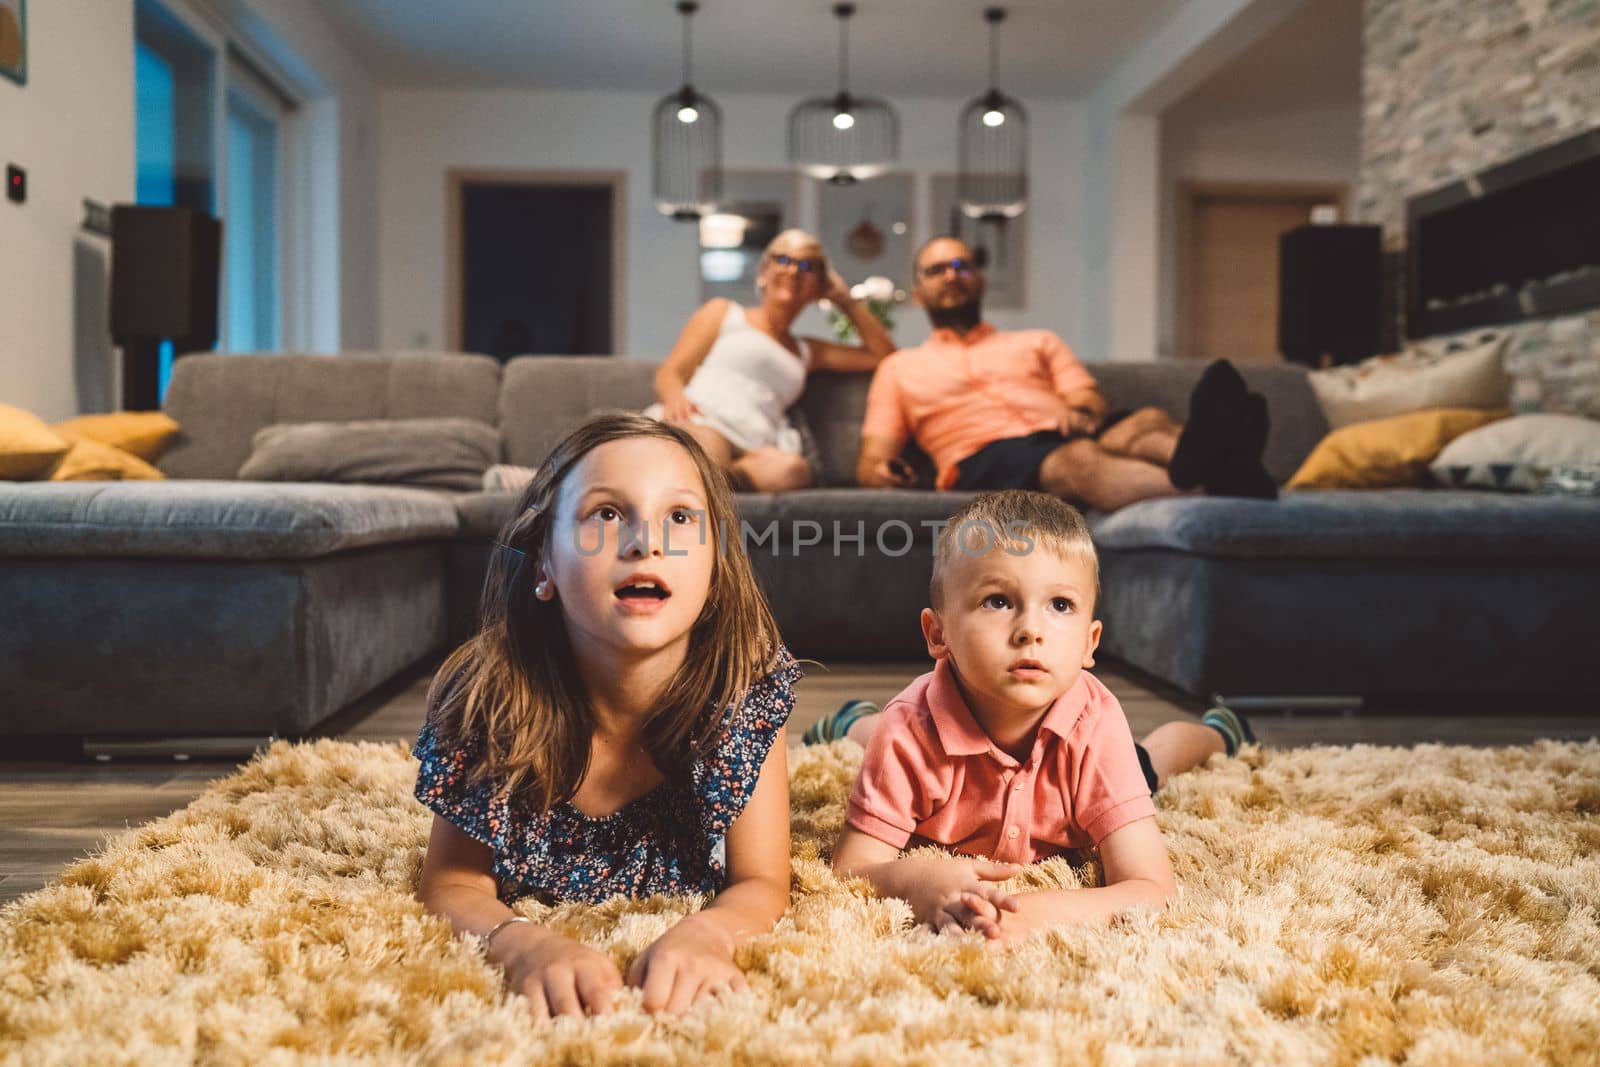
[920,257,976,280]
[768,253,824,274]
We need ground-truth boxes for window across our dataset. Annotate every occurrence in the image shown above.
[134,0,296,393]
[224,61,288,352]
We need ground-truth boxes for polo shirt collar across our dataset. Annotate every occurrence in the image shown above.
[928,657,1092,757]
[929,321,996,346]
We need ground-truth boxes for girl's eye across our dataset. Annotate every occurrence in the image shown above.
[982,594,1010,610]
[1051,597,1074,613]
[669,507,698,525]
[592,504,621,522]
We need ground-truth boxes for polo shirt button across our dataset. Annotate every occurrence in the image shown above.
[1013,782,1023,792]
[1007,826,1020,839]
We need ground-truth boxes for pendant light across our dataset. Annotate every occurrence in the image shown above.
[787,3,898,184]
[652,1,722,219]
[957,6,1027,219]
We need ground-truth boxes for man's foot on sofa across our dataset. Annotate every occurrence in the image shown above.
[1170,360,1250,490]
[802,700,880,745]
[1203,392,1278,500]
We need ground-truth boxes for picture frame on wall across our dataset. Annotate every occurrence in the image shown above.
[816,172,914,296]
[0,0,25,86]
[928,174,1027,309]
[698,169,803,305]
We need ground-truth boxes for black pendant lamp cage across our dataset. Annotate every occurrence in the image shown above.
[958,6,1027,219]
[787,3,898,184]
[653,0,722,219]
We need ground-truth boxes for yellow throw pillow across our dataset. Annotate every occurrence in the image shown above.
[1288,408,1510,490]
[0,403,72,480]
[48,438,165,481]
[52,411,181,463]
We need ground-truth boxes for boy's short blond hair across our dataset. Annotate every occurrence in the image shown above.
[929,490,1100,609]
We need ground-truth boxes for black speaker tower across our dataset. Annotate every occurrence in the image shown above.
[109,205,222,410]
[1277,223,1382,367]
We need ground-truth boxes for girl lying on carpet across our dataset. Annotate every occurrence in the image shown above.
[813,490,1252,945]
[413,413,799,1019]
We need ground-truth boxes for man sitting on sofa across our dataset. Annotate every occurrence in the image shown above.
[855,237,1276,510]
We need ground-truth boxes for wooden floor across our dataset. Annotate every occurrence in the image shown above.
[3,657,1596,906]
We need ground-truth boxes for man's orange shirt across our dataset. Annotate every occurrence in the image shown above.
[861,323,1097,489]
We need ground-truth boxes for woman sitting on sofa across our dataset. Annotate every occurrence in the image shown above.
[646,228,896,492]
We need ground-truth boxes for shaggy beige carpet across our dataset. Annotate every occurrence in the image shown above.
[2,739,1598,1065]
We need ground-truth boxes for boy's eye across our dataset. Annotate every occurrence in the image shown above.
[982,593,1011,610]
[1051,597,1074,613]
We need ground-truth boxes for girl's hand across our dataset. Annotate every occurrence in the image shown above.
[626,913,748,1014]
[500,926,624,1020]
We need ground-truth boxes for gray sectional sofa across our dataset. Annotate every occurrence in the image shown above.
[3,351,1597,750]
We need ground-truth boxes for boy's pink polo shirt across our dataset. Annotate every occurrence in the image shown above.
[846,659,1157,864]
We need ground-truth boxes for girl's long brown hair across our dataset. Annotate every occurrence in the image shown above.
[426,412,783,812]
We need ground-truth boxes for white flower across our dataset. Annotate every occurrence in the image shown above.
[851,275,896,303]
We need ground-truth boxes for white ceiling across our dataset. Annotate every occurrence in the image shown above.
[1168,0,1363,117]
[316,0,1188,98]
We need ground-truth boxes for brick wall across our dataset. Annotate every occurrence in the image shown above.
[1358,0,1600,413]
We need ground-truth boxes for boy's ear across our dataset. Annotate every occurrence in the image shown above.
[920,607,949,659]
[1082,619,1103,669]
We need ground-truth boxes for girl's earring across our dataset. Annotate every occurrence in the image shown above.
[535,580,554,601]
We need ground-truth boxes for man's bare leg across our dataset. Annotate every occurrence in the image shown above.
[1037,439,1184,512]
[1097,407,1182,468]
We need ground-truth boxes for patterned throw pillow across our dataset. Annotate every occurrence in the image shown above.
[1430,414,1600,493]
[1307,333,1509,429]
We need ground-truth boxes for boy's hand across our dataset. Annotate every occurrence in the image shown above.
[627,912,748,1015]
[900,855,1022,935]
[500,926,624,1020]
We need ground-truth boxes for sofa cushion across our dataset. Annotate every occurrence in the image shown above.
[1286,408,1508,490]
[1089,489,1600,559]
[0,481,459,559]
[452,491,519,538]
[161,353,503,480]
[237,417,501,491]
[500,357,658,468]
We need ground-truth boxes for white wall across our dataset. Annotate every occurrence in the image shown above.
[376,89,1089,360]
[0,0,376,422]
[1157,103,1360,356]
[0,0,136,420]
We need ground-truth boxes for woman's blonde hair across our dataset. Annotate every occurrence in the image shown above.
[426,412,783,812]
[756,228,827,296]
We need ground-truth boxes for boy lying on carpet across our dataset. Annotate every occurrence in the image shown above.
[413,413,799,1018]
[819,490,1252,945]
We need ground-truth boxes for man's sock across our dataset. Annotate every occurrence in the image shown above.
[1169,360,1249,490]
[1200,705,1256,756]
[1203,391,1278,500]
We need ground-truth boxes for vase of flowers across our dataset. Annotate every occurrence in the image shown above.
[822,275,902,341]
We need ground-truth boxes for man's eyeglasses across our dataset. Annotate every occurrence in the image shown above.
[768,253,824,274]
[920,257,976,280]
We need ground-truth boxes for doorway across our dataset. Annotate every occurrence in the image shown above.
[1176,181,1346,363]
[448,170,626,359]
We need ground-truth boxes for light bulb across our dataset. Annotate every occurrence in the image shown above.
[832,110,855,130]
[677,105,699,124]
[982,109,1006,127]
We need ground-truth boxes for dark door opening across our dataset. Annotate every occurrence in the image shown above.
[457,178,616,359]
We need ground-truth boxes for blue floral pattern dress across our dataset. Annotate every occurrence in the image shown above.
[413,646,801,904]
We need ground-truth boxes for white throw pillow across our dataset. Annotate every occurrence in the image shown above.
[1308,333,1510,429]
[1430,414,1600,492]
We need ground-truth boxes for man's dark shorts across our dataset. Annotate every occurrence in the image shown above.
[951,410,1133,491]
